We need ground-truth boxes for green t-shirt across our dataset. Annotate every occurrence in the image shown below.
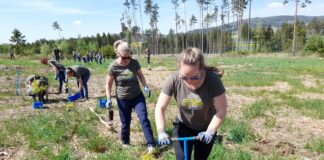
[69,65,90,79]
[48,60,65,71]
[162,71,226,131]
[108,59,141,99]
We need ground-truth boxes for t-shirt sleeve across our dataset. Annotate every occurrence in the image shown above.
[133,59,141,71]
[210,72,226,97]
[161,73,176,96]
[107,63,114,76]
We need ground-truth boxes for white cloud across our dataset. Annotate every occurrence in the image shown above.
[73,20,82,26]
[267,2,284,9]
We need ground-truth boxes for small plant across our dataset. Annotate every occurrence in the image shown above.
[264,114,277,128]
[31,80,46,94]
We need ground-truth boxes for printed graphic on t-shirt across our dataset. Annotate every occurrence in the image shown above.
[120,69,134,80]
[181,92,203,110]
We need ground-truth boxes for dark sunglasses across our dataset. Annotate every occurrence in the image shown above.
[179,74,201,81]
[118,53,132,60]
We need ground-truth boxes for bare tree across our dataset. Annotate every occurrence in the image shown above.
[283,0,311,55]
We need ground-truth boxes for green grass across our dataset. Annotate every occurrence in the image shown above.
[220,118,255,143]
[278,94,324,119]
[0,54,324,159]
[243,99,274,119]
[305,138,324,153]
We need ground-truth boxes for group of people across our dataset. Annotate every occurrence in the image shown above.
[26,57,91,103]
[25,39,227,160]
[72,50,105,65]
[104,40,227,159]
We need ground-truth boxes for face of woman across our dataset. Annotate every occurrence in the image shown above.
[179,63,204,88]
[118,51,132,64]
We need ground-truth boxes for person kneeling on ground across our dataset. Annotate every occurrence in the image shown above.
[66,65,91,100]
[25,75,49,103]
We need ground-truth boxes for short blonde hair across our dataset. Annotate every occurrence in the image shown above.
[178,47,205,69]
[113,40,130,54]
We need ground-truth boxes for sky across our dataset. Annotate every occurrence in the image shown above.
[1,0,324,44]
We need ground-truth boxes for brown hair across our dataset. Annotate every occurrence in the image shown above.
[40,58,49,65]
[178,47,224,78]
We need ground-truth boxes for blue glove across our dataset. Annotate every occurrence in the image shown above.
[105,99,112,109]
[143,85,151,97]
[158,130,170,146]
[197,131,214,144]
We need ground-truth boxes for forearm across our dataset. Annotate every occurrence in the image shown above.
[139,74,147,86]
[106,83,112,99]
[206,110,227,134]
[155,106,166,131]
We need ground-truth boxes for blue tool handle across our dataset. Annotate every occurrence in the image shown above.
[171,136,199,141]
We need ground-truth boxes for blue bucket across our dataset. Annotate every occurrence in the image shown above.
[67,93,81,102]
[99,99,107,108]
[33,102,43,109]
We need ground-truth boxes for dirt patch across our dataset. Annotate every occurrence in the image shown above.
[228,81,291,92]
[300,75,318,88]
[142,68,172,90]
[295,92,324,100]
[226,93,258,120]
[250,107,324,159]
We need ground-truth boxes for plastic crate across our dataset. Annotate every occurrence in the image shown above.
[67,93,81,102]
[99,99,107,108]
[32,102,43,109]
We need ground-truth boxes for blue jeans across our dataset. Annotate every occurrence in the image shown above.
[57,70,66,93]
[77,70,90,99]
[173,119,215,160]
[116,93,155,147]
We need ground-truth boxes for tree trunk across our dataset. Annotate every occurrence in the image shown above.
[292,0,298,56]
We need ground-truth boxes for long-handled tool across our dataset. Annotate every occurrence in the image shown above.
[99,99,113,121]
[171,136,199,160]
[15,69,21,96]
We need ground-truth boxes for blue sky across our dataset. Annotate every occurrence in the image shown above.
[1,0,323,44]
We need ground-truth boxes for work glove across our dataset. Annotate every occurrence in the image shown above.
[143,85,151,97]
[158,130,171,146]
[105,99,112,109]
[197,131,214,144]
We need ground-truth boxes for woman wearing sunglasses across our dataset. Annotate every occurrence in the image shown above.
[105,40,156,154]
[155,47,227,160]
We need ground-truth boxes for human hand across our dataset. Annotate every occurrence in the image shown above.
[158,130,170,145]
[105,99,112,109]
[197,131,214,144]
[143,86,151,97]
[55,74,58,80]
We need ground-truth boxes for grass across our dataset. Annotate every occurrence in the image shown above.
[305,138,324,153]
[220,118,255,143]
[243,99,274,119]
[0,54,323,159]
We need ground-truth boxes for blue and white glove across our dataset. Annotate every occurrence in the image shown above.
[197,131,214,144]
[105,99,112,109]
[143,85,151,97]
[158,130,171,146]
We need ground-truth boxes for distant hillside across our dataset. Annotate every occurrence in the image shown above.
[189,15,324,33]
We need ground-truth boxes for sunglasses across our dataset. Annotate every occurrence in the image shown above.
[179,73,201,81]
[118,53,132,60]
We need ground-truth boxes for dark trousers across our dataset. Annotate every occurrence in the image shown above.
[173,119,215,160]
[77,70,90,98]
[116,93,155,147]
[57,70,66,93]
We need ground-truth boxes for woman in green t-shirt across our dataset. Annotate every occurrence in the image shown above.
[155,47,227,160]
[105,40,156,154]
